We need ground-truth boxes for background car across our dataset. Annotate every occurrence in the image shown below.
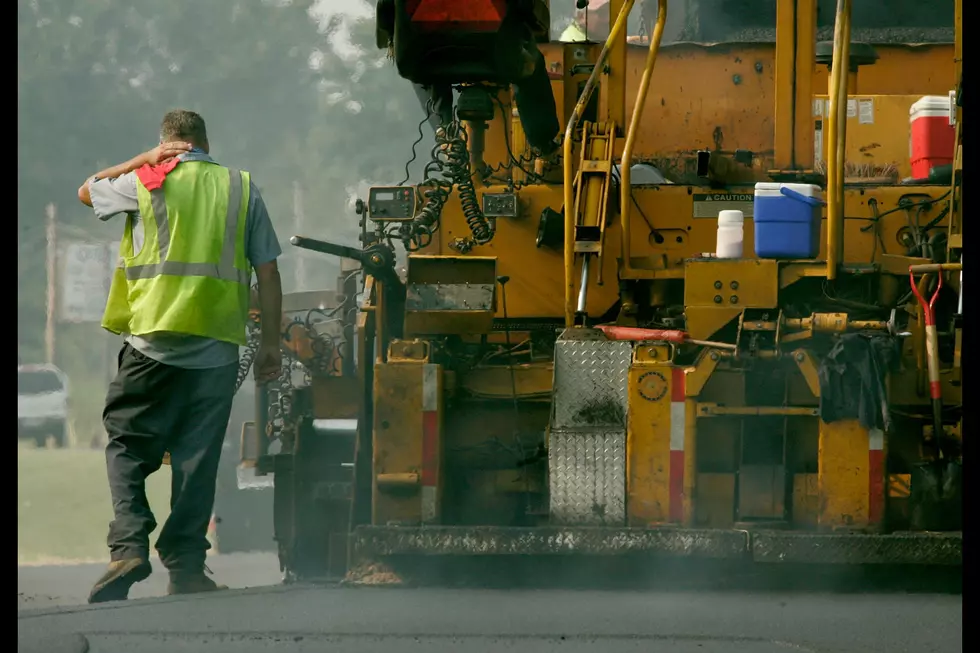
[18,364,71,448]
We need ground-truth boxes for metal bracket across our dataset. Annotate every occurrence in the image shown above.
[792,349,821,399]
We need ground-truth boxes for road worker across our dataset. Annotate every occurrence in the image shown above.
[559,0,611,43]
[77,109,284,603]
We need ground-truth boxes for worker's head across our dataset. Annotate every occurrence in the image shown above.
[160,109,209,153]
[575,0,610,37]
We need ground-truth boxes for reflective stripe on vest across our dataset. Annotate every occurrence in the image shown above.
[121,168,248,285]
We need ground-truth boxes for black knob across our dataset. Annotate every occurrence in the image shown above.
[497,275,510,285]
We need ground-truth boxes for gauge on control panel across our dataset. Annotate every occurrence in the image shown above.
[368,186,417,222]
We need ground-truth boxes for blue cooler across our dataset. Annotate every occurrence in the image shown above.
[753,182,825,259]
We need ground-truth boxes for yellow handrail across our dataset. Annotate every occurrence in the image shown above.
[563,0,637,327]
[825,0,851,280]
[620,0,667,283]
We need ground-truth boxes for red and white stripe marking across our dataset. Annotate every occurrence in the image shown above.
[669,367,686,523]
[421,364,439,523]
[868,428,885,524]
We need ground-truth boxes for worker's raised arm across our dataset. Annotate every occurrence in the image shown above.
[77,141,194,207]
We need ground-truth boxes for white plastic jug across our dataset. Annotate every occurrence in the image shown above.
[716,209,744,259]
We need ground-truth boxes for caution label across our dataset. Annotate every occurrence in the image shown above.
[692,193,754,219]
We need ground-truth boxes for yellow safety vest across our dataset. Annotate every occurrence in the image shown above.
[559,22,589,42]
[102,161,252,346]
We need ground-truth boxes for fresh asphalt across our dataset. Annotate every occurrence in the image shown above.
[18,552,962,653]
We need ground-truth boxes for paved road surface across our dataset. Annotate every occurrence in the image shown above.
[18,554,962,653]
[18,552,283,610]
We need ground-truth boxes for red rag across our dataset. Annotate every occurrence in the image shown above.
[134,158,181,191]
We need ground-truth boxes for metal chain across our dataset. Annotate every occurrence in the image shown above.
[236,314,295,446]
[236,319,262,392]
[269,361,295,446]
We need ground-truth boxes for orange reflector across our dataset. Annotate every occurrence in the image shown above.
[406,0,507,32]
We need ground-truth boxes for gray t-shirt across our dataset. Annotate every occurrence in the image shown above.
[88,150,282,369]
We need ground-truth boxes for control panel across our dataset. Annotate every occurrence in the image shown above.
[481,192,519,218]
[368,186,417,222]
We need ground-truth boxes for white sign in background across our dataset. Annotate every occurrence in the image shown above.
[59,241,119,323]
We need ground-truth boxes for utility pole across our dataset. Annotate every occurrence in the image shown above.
[44,203,57,364]
[293,181,307,292]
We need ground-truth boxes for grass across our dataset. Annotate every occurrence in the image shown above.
[17,442,172,565]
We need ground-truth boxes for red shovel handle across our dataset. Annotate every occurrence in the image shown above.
[909,270,943,327]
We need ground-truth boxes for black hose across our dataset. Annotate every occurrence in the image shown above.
[452,129,493,246]
[406,121,495,252]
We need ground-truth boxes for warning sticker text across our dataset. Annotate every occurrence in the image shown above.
[692,193,754,219]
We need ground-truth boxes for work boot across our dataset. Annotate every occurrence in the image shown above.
[167,566,228,596]
[87,558,152,604]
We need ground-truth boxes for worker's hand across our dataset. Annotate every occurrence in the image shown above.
[143,141,193,166]
[254,342,282,384]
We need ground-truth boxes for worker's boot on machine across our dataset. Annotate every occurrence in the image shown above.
[534,138,563,184]
[87,558,153,604]
[167,565,228,596]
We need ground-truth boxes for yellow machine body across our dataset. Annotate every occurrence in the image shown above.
[269,0,963,577]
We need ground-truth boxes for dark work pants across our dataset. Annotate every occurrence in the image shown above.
[102,343,238,572]
[413,48,560,154]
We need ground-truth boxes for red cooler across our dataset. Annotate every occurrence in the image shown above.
[909,95,956,179]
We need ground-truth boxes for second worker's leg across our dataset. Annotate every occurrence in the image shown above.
[89,343,182,603]
[512,47,560,156]
[155,361,238,594]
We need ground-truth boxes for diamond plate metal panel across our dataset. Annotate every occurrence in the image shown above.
[351,526,749,558]
[405,283,495,311]
[751,531,963,566]
[552,332,632,429]
[549,428,626,525]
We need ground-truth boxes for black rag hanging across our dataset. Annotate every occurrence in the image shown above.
[818,333,901,432]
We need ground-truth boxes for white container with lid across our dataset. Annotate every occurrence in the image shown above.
[715,209,744,259]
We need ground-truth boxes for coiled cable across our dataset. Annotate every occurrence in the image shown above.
[403,117,495,252]
[451,126,494,248]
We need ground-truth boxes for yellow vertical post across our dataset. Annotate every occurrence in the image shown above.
[833,8,850,271]
[949,0,962,246]
[626,346,688,526]
[774,0,797,170]
[626,346,674,525]
[954,0,962,82]
[371,362,444,526]
[793,0,817,170]
[619,0,667,280]
[682,396,697,526]
[825,0,850,280]
[817,420,886,530]
[606,0,629,131]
